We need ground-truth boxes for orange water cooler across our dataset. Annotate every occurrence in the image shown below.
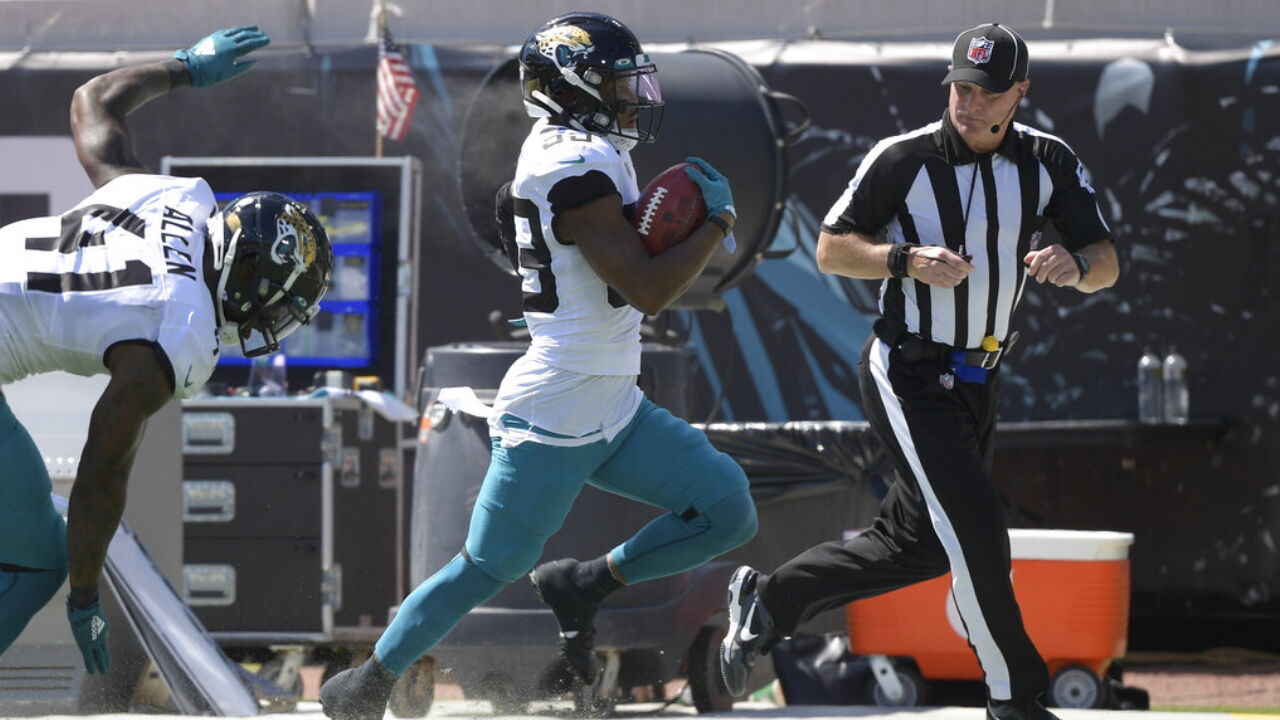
[845,529,1134,708]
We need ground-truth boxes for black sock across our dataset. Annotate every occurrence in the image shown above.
[360,654,400,692]
[572,555,623,604]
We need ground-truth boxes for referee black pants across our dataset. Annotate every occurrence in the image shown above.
[757,335,1048,702]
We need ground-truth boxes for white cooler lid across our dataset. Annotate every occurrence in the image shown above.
[1009,529,1134,560]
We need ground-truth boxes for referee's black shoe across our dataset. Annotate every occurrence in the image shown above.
[719,565,779,697]
[530,558,601,686]
[319,655,398,720]
[987,698,1061,720]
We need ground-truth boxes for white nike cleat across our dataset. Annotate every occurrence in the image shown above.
[719,565,778,697]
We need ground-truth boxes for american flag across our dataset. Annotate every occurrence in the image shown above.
[376,26,419,142]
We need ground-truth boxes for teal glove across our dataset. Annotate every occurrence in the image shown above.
[67,597,110,674]
[174,26,271,88]
[683,156,737,220]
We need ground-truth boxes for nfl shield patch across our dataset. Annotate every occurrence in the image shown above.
[939,372,955,390]
[967,37,994,64]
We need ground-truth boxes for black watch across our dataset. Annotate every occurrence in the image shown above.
[1071,252,1090,284]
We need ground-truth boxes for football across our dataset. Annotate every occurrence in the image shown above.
[634,162,707,256]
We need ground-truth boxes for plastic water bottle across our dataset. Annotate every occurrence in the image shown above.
[1163,346,1189,425]
[1137,347,1163,424]
[267,353,288,395]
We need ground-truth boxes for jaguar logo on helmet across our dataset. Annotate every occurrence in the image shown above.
[272,204,319,269]
[535,25,593,68]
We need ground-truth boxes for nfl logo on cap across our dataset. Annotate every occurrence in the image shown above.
[943,24,1029,93]
[967,36,994,64]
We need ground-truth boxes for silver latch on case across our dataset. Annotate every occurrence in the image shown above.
[182,564,237,606]
[321,424,343,466]
[182,480,236,522]
[322,564,343,611]
[182,413,236,454]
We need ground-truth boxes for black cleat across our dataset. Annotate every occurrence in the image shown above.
[987,698,1062,720]
[319,657,397,720]
[719,565,778,697]
[530,558,601,686]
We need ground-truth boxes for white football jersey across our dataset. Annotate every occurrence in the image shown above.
[0,173,220,399]
[511,117,643,376]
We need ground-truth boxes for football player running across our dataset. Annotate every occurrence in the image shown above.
[0,26,332,675]
[320,12,755,718]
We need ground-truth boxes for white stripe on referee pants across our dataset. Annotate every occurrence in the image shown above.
[867,337,1013,700]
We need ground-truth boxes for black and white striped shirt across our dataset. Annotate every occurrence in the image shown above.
[822,112,1112,349]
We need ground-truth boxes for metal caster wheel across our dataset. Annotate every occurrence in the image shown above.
[867,656,926,707]
[687,626,735,713]
[1050,664,1104,709]
[389,656,435,718]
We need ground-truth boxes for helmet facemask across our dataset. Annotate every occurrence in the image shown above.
[575,61,663,151]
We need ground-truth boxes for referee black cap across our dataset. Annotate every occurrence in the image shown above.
[941,23,1029,93]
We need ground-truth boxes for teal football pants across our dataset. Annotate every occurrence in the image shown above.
[376,397,756,674]
[0,567,67,655]
[0,391,69,657]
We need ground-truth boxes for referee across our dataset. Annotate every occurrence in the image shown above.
[719,23,1119,720]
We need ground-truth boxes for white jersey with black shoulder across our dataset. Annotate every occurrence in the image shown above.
[0,173,220,399]
[510,117,643,375]
[490,119,644,446]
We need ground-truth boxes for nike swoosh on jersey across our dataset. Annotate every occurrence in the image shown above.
[558,156,587,164]
[183,366,194,388]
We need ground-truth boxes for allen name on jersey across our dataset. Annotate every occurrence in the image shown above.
[0,174,220,399]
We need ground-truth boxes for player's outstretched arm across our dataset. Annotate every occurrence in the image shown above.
[70,59,188,188]
[70,26,269,189]
[64,343,173,674]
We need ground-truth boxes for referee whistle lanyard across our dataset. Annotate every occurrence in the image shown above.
[952,158,994,385]
[960,158,980,259]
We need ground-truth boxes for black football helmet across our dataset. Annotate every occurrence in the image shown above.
[208,192,334,357]
[519,12,663,151]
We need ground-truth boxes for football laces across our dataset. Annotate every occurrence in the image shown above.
[636,186,667,236]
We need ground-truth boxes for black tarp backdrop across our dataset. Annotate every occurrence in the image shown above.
[1,38,1276,647]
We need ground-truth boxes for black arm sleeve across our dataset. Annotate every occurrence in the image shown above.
[1039,137,1113,251]
[820,140,914,237]
[494,181,520,273]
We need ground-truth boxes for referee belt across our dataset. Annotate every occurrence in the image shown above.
[873,318,1016,370]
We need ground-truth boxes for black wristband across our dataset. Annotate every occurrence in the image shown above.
[888,243,918,279]
[164,58,193,88]
[1071,252,1090,283]
[706,214,732,238]
[68,586,99,610]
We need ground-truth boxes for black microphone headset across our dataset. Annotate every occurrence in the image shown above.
[990,87,1026,134]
